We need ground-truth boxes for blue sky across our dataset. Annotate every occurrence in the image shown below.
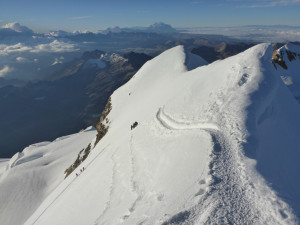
[1,0,300,32]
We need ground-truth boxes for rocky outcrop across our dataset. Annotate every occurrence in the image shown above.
[64,143,91,178]
[272,50,288,69]
[286,50,299,62]
[95,97,111,145]
[271,46,300,70]
[64,97,112,178]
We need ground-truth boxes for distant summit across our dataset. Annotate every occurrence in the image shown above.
[0,22,34,40]
[148,22,177,33]
[1,22,33,34]
[100,22,178,34]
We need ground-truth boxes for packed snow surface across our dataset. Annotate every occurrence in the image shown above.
[0,127,96,225]
[2,44,300,225]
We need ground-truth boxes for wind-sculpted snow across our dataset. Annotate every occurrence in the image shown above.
[5,44,300,225]
[0,128,96,225]
[156,107,219,131]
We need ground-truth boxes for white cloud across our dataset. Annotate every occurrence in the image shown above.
[0,65,13,77]
[0,43,32,55]
[0,40,79,55]
[31,40,79,53]
[183,25,300,42]
[16,56,29,62]
[237,0,300,8]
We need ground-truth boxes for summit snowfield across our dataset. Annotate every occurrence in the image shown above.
[1,43,300,225]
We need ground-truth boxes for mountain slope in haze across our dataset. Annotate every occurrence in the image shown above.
[0,50,151,158]
[17,44,300,225]
[191,42,256,63]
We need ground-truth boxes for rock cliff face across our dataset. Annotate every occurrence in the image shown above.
[64,95,112,179]
[64,143,92,178]
[272,44,300,70]
[95,97,111,145]
[272,49,288,69]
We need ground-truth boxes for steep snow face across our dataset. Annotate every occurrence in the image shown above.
[22,45,300,225]
[273,44,300,99]
[0,127,97,225]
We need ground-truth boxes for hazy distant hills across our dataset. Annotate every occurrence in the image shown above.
[0,77,26,88]
[191,43,256,63]
[0,22,241,82]
[0,50,151,157]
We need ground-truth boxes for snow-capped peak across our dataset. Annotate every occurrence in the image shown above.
[98,52,128,64]
[2,22,33,34]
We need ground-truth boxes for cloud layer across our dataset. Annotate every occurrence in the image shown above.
[183,25,300,42]
[0,40,79,55]
[237,0,300,8]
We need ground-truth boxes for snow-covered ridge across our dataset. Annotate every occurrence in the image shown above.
[1,44,300,225]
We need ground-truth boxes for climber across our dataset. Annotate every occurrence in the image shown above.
[131,121,138,130]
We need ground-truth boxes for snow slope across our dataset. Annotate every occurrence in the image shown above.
[2,44,300,225]
[0,127,96,225]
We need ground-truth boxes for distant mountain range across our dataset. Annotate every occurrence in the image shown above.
[0,22,241,81]
[99,22,178,34]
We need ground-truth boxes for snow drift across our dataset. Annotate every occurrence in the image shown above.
[1,44,300,225]
[0,127,96,225]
